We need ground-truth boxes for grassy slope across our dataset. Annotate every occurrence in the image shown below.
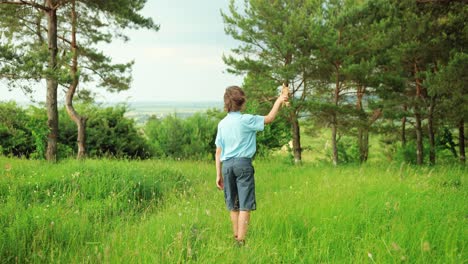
[0,158,466,263]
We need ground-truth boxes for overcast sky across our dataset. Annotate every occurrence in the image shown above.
[1,0,243,103]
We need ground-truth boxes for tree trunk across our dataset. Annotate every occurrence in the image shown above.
[282,53,302,164]
[331,65,340,166]
[46,3,58,162]
[289,110,302,164]
[427,95,436,165]
[331,116,338,166]
[459,119,466,164]
[401,105,407,147]
[356,85,368,163]
[415,109,424,165]
[414,62,424,165]
[66,0,87,159]
[358,128,369,163]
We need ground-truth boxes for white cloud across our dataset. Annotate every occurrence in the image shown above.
[182,56,221,67]
[137,45,224,68]
[143,47,179,59]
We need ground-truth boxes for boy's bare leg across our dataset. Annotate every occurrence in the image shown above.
[230,211,239,238]
[237,211,250,241]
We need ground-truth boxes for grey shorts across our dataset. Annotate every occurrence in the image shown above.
[222,157,256,211]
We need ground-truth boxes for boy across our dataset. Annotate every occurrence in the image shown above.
[215,85,288,246]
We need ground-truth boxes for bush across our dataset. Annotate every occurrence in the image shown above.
[85,105,151,159]
[0,102,37,157]
[0,102,151,159]
[145,111,220,160]
[336,135,360,164]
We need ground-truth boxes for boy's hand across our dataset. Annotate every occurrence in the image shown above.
[276,93,289,105]
[279,94,289,103]
[216,175,224,190]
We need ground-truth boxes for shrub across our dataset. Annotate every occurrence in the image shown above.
[0,102,151,159]
[145,111,220,160]
[0,102,36,157]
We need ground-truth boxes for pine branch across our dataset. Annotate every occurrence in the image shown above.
[369,109,382,125]
[416,0,466,3]
[0,0,51,11]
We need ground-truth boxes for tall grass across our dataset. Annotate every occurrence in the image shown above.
[0,157,466,263]
[0,158,188,263]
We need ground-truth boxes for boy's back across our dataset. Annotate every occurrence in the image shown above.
[216,112,264,161]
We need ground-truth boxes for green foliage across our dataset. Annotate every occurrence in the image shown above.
[436,127,458,158]
[0,0,160,161]
[0,0,159,94]
[425,52,468,124]
[82,104,150,159]
[26,106,48,159]
[336,136,360,164]
[145,111,221,160]
[223,0,467,165]
[183,113,219,160]
[392,135,459,165]
[395,143,419,164]
[0,102,150,159]
[0,102,36,157]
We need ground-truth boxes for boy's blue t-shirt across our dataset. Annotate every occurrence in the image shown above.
[215,111,265,161]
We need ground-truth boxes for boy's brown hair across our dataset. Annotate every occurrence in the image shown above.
[224,86,246,112]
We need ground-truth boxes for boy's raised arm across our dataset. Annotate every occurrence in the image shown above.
[264,94,288,124]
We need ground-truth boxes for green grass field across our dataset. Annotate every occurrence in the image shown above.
[0,157,466,263]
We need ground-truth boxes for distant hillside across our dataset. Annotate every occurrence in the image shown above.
[6,100,223,124]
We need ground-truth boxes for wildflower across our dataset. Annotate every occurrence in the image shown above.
[4,163,11,172]
[423,241,430,252]
[175,232,183,243]
[391,242,400,251]
[367,252,374,261]
[187,247,192,257]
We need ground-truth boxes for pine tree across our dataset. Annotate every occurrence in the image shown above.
[222,0,321,163]
[0,0,159,160]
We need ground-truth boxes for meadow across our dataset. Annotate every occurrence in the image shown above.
[0,157,466,263]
